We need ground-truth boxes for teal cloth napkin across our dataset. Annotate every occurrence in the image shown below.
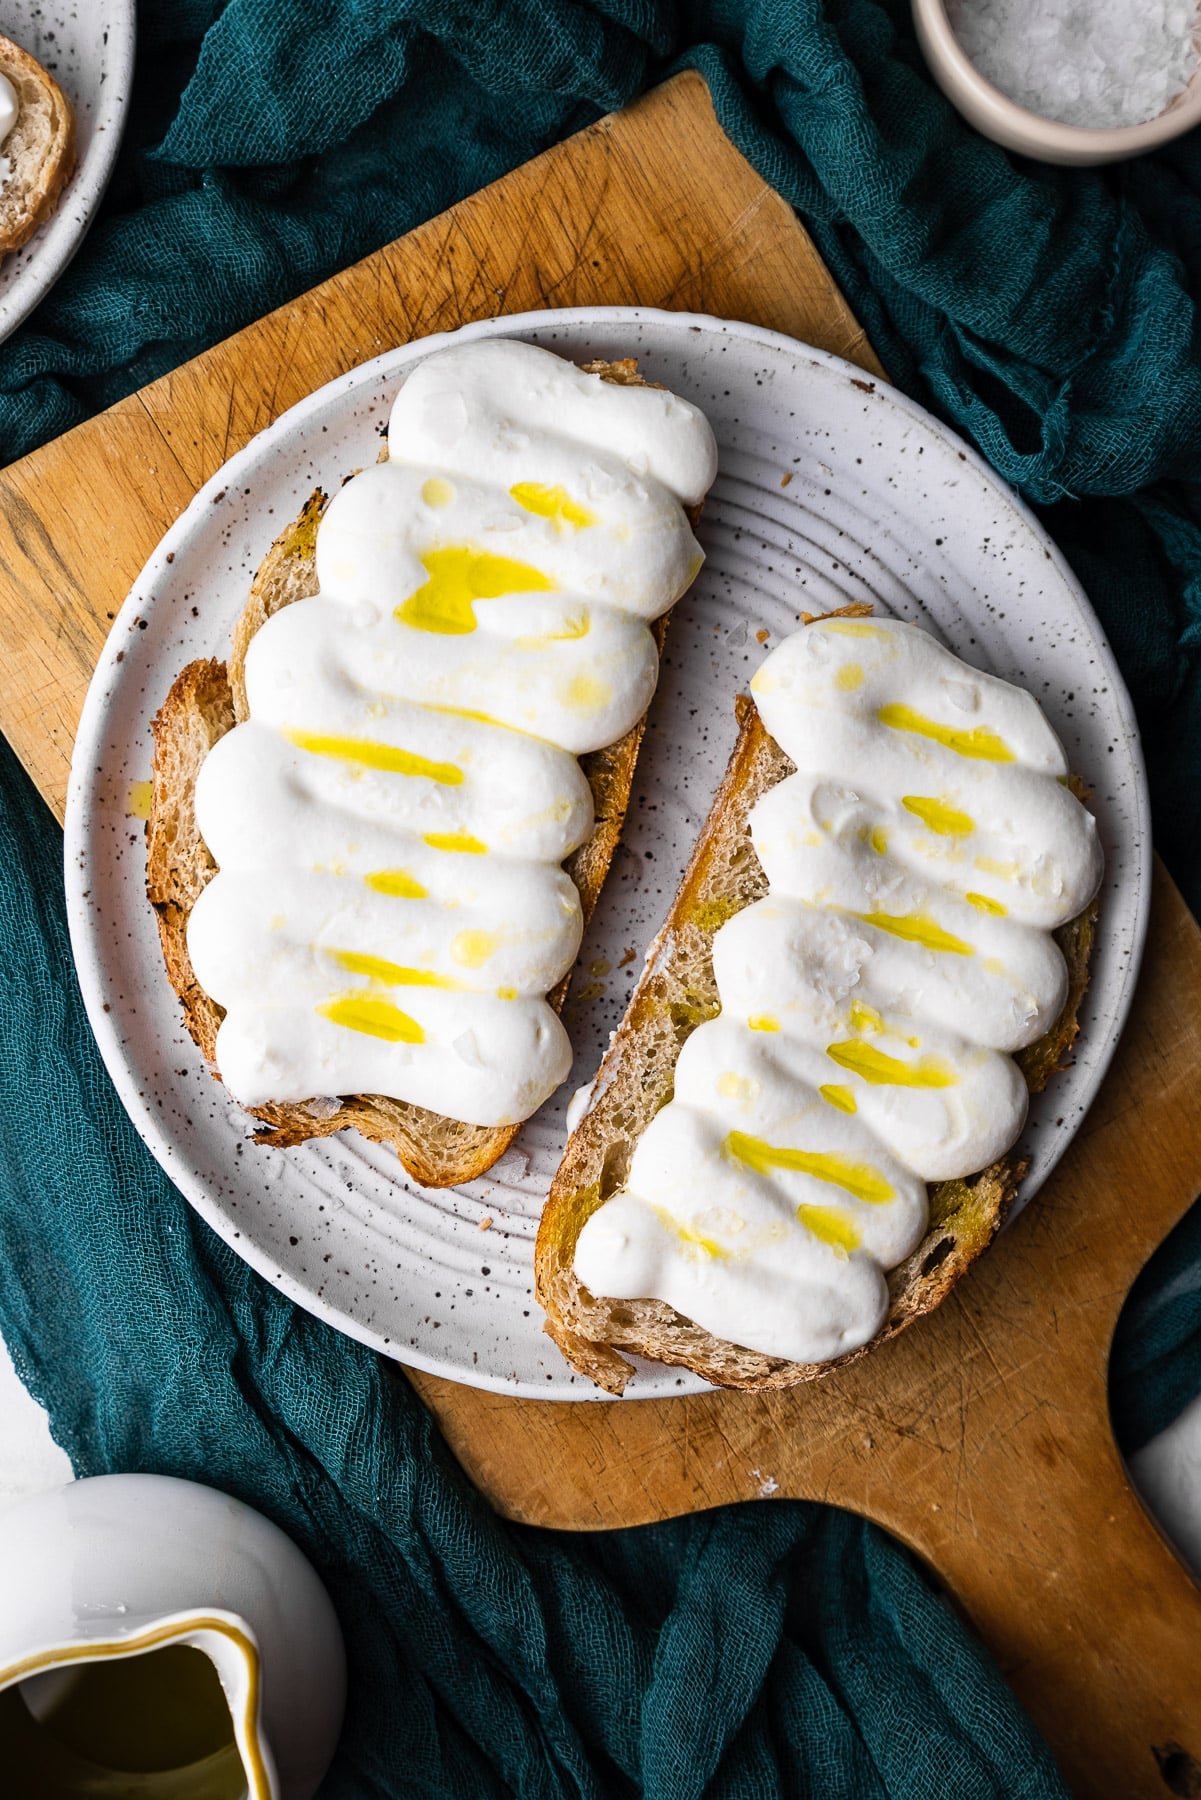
[2,3,1199,1794]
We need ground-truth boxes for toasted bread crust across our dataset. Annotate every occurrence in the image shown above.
[535,614,1098,1393]
[149,360,695,1187]
[0,36,76,255]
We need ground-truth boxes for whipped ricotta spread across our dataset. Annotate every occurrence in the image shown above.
[574,616,1103,1363]
[188,339,717,1126]
[0,72,17,187]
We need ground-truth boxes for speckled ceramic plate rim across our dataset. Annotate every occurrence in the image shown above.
[0,0,135,344]
[65,306,1151,1400]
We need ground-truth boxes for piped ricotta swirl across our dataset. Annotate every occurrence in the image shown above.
[0,73,17,187]
[187,339,717,1127]
[573,616,1104,1363]
[0,74,16,143]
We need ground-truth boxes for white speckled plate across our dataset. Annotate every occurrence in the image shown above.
[65,309,1150,1400]
[0,0,134,345]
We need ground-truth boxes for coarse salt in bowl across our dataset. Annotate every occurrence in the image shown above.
[913,0,1201,164]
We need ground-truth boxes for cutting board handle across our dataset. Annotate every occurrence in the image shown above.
[413,862,1201,1799]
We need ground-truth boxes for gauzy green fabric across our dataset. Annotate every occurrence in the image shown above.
[0,1,1198,1793]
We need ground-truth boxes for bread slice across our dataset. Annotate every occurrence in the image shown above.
[148,362,697,1188]
[535,620,1098,1394]
[0,36,75,255]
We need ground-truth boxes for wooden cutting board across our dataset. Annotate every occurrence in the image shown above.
[0,70,1198,1799]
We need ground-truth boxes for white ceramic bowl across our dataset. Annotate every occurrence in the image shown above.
[65,306,1149,1400]
[0,0,135,344]
[913,0,1201,164]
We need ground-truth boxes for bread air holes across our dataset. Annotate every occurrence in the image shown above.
[599,1139,632,1201]
[920,1237,955,1278]
[668,995,718,1039]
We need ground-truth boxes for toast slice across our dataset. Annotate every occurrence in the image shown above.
[535,628,1097,1394]
[149,361,695,1189]
[0,36,75,255]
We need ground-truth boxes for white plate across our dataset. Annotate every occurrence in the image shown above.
[65,308,1150,1400]
[0,0,134,345]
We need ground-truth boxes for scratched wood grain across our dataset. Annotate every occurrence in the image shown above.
[0,71,1197,1799]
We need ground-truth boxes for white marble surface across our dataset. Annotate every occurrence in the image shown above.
[1129,1391,1201,1576]
[1,1330,1198,1582]
[0,1336,70,1497]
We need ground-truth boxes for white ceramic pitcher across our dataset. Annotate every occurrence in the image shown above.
[0,1473,346,1798]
